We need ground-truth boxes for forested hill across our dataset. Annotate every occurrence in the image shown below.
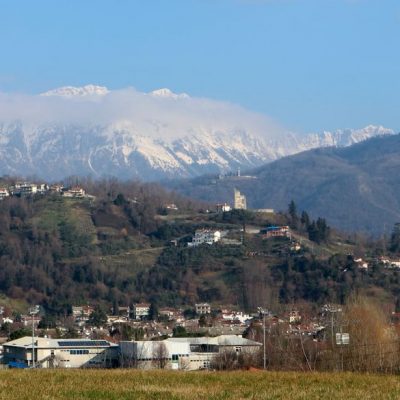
[0,179,205,313]
[2,180,400,317]
[166,133,400,235]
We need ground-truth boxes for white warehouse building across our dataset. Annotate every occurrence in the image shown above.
[3,337,118,368]
[120,335,261,370]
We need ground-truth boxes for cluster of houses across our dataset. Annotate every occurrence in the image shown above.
[379,257,400,269]
[0,182,89,200]
[0,301,264,370]
[1,300,350,370]
[350,256,400,271]
[187,225,292,248]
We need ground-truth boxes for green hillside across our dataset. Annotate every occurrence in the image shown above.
[1,182,400,316]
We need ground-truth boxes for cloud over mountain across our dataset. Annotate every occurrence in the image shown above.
[0,85,284,142]
[0,85,394,181]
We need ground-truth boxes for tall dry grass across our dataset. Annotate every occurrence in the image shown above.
[0,370,400,400]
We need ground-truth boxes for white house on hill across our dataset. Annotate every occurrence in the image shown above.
[188,229,222,247]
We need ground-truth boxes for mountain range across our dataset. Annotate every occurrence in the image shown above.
[168,134,400,235]
[0,85,394,180]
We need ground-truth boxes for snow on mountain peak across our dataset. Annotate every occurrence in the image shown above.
[41,85,109,97]
[0,83,395,181]
[150,88,189,99]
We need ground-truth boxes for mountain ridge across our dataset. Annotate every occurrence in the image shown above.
[0,85,394,180]
[167,134,400,235]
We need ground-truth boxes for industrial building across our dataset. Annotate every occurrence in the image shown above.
[3,337,118,368]
[119,335,261,370]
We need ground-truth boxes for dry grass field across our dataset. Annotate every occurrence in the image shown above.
[0,370,399,400]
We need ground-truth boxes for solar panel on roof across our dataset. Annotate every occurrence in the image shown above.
[57,340,110,347]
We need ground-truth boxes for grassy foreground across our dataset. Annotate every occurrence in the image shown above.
[0,370,399,400]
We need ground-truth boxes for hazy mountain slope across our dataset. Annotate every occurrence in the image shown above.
[0,85,393,180]
[167,134,400,234]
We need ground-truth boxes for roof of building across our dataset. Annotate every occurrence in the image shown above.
[195,229,221,234]
[3,336,118,349]
[264,225,289,231]
[166,335,261,347]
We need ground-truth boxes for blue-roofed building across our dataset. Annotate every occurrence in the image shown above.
[260,225,291,239]
[2,336,118,368]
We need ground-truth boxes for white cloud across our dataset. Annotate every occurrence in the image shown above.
[0,85,286,142]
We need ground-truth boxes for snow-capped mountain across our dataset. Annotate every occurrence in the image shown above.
[41,84,109,97]
[0,85,394,181]
[150,88,189,99]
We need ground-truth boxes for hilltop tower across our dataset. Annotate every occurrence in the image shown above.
[234,188,247,210]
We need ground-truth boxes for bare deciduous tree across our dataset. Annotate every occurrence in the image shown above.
[152,342,169,369]
[340,296,399,373]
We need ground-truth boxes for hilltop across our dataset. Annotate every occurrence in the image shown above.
[167,133,400,235]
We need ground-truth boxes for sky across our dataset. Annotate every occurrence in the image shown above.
[0,0,399,133]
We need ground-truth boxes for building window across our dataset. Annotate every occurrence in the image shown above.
[70,349,89,355]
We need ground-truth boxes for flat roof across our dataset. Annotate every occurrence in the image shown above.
[4,337,117,349]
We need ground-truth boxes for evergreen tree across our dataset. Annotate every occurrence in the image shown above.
[300,211,310,229]
[9,328,31,341]
[307,221,319,243]
[113,193,127,206]
[307,217,330,244]
[173,326,188,337]
[88,306,107,327]
[148,302,159,321]
[390,223,400,253]
[316,217,330,242]
[288,200,299,229]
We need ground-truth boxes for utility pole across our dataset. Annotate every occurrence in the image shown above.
[328,305,342,348]
[258,307,267,370]
[29,305,40,368]
[32,312,34,368]
[263,310,266,370]
[340,325,344,372]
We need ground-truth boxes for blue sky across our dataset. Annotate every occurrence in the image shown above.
[0,0,399,133]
